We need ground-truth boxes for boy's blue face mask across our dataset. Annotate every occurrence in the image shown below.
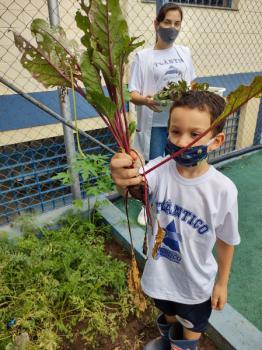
[165,139,213,167]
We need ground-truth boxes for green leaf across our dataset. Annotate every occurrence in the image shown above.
[213,76,262,127]
[90,91,117,121]
[128,121,136,137]
[75,9,91,48]
[52,171,71,185]
[77,0,144,118]
[80,51,103,94]
[73,199,84,210]
[14,1,144,152]
[80,51,117,121]
[123,85,131,102]
[13,19,80,89]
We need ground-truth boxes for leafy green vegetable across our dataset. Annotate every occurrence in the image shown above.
[13,19,82,93]
[53,152,114,222]
[13,1,144,152]
[0,215,134,349]
[154,80,209,102]
[213,75,262,127]
[76,0,144,149]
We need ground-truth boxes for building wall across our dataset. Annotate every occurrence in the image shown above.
[124,0,262,77]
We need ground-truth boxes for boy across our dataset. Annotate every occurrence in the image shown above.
[110,91,240,350]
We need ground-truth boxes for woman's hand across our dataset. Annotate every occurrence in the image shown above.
[211,282,227,310]
[130,91,162,112]
[144,96,162,112]
[110,151,143,189]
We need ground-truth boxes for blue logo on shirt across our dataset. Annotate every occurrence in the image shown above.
[157,220,182,263]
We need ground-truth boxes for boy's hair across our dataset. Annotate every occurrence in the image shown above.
[168,90,226,135]
[156,3,183,23]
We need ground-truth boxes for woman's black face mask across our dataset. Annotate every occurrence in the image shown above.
[157,27,179,45]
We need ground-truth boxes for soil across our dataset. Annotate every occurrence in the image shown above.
[61,238,218,350]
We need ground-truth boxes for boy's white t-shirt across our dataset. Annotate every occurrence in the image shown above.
[140,157,240,305]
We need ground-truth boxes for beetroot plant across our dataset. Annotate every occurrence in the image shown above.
[13,0,143,154]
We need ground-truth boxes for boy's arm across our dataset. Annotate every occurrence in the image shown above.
[212,238,235,310]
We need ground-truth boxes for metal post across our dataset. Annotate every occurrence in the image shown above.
[47,0,81,200]
[254,100,262,145]
[156,0,170,14]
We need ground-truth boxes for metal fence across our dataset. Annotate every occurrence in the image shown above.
[0,0,261,225]
[0,129,117,224]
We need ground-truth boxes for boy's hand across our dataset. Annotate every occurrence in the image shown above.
[211,282,227,310]
[110,151,143,189]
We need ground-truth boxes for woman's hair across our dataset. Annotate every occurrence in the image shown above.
[168,90,226,135]
[156,3,183,23]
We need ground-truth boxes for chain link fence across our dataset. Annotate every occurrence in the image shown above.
[1,0,261,225]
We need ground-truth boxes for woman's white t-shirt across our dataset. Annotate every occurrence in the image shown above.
[129,46,196,127]
[128,46,196,160]
[140,157,240,304]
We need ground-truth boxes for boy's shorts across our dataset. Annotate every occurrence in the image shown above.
[153,297,212,333]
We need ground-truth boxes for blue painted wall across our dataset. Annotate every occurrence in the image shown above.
[196,71,261,97]
[0,72,261,132]
[0,90,97,132]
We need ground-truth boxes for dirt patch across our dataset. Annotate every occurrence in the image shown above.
[61,237,218,350]
[105,238,218,350]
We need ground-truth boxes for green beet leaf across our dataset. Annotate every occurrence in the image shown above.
[80,51,117,120]
[213,76,262,127]
[76,0,144,124]
[14,1,144,149]
[128,121,137,137]
[13,18,81,90]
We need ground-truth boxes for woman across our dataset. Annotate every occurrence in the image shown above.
[129,3,196,160]
[129,3,196,225]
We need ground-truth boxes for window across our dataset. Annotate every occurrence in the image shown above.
[142,0,239,10]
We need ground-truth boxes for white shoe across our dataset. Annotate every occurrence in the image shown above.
[137,206,147,226]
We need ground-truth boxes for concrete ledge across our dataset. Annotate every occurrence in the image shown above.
[209,303,262,350]
[97,198,262,350]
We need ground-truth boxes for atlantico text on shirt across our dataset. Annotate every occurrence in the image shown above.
[156,200,209,235]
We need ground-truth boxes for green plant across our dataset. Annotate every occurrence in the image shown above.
[13,1,144,154]
[53,153,114,221]
[154,80,209,104]
[0,214,135,349]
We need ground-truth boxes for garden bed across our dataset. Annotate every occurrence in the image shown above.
[60,236,217,350]
[0,212,218,350]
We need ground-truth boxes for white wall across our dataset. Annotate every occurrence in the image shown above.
[124,0,262,77]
